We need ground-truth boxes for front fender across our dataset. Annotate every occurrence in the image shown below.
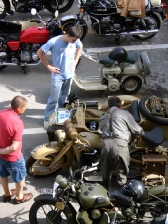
[60,15,88,32]
[34,194,56,202]
[61,14,78,22]
[31,141,62,159]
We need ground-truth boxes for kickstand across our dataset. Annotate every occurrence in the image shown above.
[21,66,26,74]
[115,36,121,45]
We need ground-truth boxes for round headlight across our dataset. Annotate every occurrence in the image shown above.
[55,175,68,189]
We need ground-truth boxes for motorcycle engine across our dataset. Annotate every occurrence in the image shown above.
[108,77,120,91]
[21,43,41,62]
[92,16,114,35]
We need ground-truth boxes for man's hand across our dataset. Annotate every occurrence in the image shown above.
[47,65,60,74]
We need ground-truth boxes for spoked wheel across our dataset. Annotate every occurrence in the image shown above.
[44,0,74,14]
[139,96,168,125]
[0,0,8,19]
[29,200,76,224]
[120,76,142,94]
[132,14,161,40]
[26,153,66,178]
[62,19,87,40]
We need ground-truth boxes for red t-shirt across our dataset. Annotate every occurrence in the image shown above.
[0,109,24,162]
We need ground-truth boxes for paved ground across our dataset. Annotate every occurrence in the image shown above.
[0,1,168,223]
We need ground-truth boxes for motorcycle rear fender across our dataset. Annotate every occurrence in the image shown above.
[120,74,144,85]
[152,8,166,20]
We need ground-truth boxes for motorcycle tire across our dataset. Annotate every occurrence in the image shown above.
[120,76,142,94]
[132,13,161,40]
[29,200,76,224]
[26,153,67,178]
[62,19,87,40]
[139,96,168,126]
[44,0,74,14]
[0,0,8,19]
[0,65,7,70]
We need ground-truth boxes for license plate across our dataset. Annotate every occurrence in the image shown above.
[38,188,53,195]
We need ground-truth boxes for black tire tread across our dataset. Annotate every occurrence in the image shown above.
[120,76,142,94]
[0,0,8,19]
[139,96,168,126]
[132,13,161,40]
[44,0,74,14]
[26,156,62,178]
[29,200,76,224]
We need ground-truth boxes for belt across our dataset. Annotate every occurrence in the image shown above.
[102,136,115,139]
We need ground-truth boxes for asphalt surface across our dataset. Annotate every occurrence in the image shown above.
[0,1,168,223]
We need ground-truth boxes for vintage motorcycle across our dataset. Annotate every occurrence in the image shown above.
[26,94,168,179]
[74,47,151,94]
[60,0,167,43]
[0,9,63,73]
[0,0,74,19]
[29,165,168,224]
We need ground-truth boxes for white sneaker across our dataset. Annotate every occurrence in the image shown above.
[44,121,49,130]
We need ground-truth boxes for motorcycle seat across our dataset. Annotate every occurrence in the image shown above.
[109,189,132,205]
[129,100,141,123]
[126,51,139,64]
[98,55,116,66]
[141,127,164,147]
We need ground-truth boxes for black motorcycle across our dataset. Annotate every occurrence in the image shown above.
[60,0,167,43]
[29,166,168,224]
[0,0,74,19]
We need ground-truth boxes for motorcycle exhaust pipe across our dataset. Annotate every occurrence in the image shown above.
[120,29,159,35]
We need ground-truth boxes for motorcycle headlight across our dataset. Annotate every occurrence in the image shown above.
[55,175,68,189]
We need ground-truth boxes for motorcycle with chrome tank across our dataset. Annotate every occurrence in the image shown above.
[29,165,168,224]
[0,0,74,19]
[0,9,63,73]
[60,0,167,43]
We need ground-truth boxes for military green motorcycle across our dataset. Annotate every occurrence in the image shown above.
[29,166,168,224]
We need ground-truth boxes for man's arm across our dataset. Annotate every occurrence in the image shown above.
[37,48,60,74]
[0,141,20,155]
[74,43,83,67]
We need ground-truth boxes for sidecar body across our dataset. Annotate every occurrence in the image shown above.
[48,95,168,141]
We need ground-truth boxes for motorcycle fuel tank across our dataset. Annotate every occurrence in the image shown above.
[20,26,49,43]
[78,183,110,209]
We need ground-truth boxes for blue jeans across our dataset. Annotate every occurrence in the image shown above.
[44,77,73,121]
[0,156,27,183]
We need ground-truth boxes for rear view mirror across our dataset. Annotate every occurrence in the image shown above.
[31,8,37,15]
[55,10,59,18]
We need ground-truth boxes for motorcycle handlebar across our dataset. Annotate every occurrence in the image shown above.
[30,19,43,23]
